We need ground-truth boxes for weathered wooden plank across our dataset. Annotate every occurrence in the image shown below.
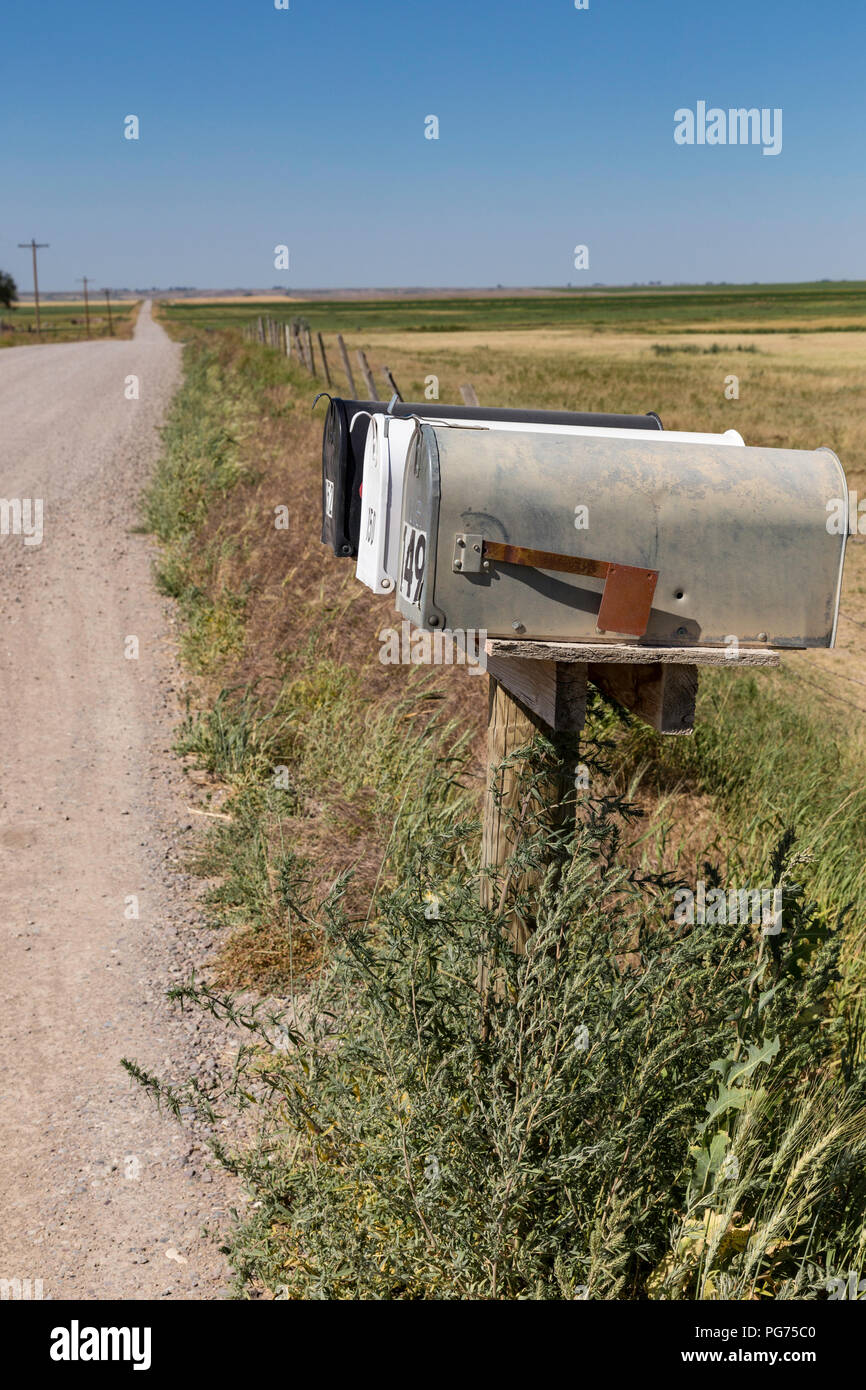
[486,638,780,668]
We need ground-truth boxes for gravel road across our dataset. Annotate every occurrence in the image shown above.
[0,302,235,1299]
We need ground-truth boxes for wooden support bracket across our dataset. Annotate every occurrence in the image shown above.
[485,655,587,732]
[589,661,698,735]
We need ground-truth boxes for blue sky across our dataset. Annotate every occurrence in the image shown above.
[1,0,864,290]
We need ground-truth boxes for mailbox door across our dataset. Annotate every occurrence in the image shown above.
[320,398,371,557]
[356,417,417,594]
[398,424,847,648]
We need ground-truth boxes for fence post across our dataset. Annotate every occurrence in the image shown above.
[295,325,312,373]
[382,367,403,401]
[337,334,357,395]
[356,348,379,400]
[460,383,479,407]
[317,332,332,387]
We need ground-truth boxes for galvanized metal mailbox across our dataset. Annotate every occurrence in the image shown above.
[356,414,744,598]
[320,396,664,558]
[397,424,847,647]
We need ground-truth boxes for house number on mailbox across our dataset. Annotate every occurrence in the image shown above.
[402,524,427,603]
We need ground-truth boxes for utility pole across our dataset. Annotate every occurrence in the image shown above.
[76,276,91,337]
[18,239,49,340]
[101,287,114,336]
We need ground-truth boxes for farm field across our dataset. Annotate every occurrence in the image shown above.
[161,280,866,334]
[0,298,140,346]
[143,284,866,1299]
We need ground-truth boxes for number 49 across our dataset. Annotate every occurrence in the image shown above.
[403,530,426,603]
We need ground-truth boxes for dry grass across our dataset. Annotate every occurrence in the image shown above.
[150,304,866,988]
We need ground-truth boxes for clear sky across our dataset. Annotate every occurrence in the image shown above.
[1,0,863,291]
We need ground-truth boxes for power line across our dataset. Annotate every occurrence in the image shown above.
[101,287,114,336]
[76,276,91,338]
[17,239,49,340]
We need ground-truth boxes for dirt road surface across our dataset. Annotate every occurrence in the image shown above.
[0,302,234,1299]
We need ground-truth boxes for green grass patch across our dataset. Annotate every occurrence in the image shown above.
[161,281,866,336]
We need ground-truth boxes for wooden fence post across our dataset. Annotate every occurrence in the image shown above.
[356,349,379,400]
[293,324,308,370]
[317,333,332,387]
[337,334,357,394]
[306,326,317,375]
[382,367,403,401]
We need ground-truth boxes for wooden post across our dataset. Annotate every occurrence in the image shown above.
[293,325,309,370]
[382,366,403,401]
[474,638,781,1023]
[306,326,317,375]
[284,322,291,357]
[478,668,583,1029]
[317,333,332,387]
[480,664,584,954]
[460,383,479,407]
[356,349,380,400]
[337,334,357,394]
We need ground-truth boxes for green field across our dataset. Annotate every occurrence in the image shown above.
[0,299,139,345]
[161,280,866,335]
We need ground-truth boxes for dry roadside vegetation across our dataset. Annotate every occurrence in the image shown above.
[134,294,866,1298]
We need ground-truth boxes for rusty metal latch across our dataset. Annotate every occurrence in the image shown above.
[452,533,658,638]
